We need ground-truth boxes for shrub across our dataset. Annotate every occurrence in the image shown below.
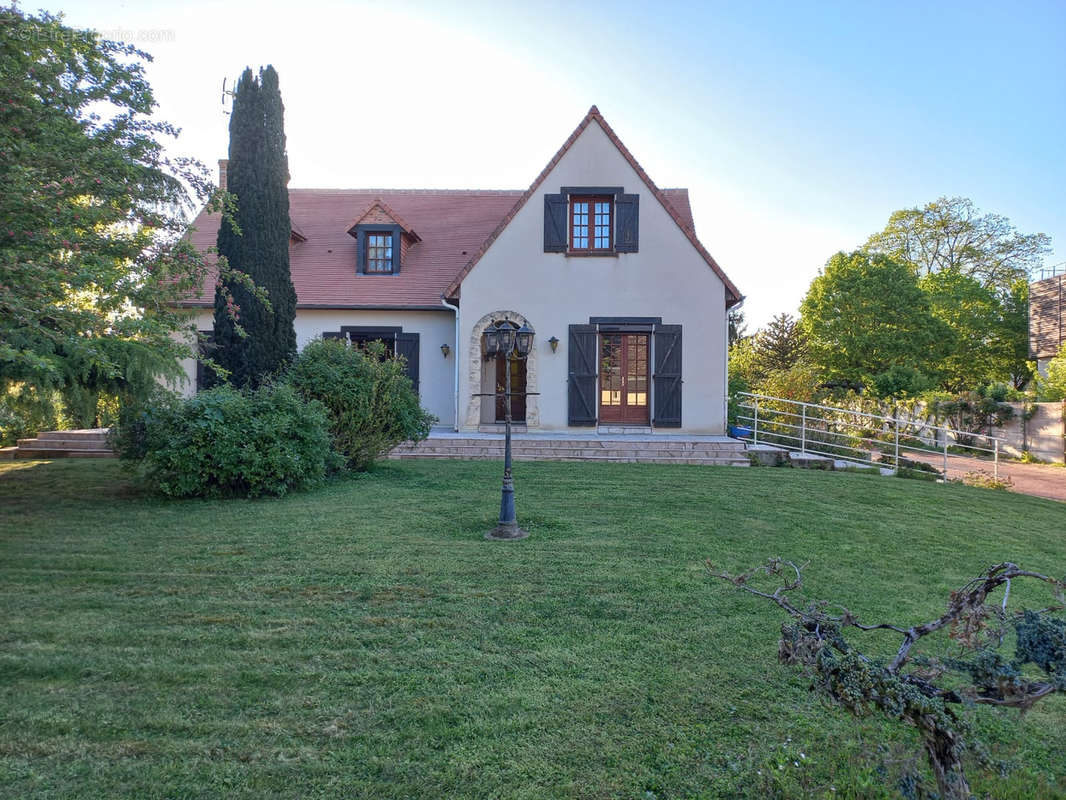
[0,383,62,446]
[286,338,435,470]
[1036,343,1066,401]
[895,456,941,482]
[114,384,334,498]
[868,365,932,399]
[928,390,1014,443]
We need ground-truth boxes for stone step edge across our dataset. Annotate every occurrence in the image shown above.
[35,430,111,441]
[393,441,745,450]
[17,439,115,450]
[394,450,746,457]
[14,450,116,459]
[388,453,750,465]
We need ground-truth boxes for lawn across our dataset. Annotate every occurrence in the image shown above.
[1,458,1063,799]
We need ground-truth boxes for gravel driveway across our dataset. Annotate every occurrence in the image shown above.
[903,448,1066,504]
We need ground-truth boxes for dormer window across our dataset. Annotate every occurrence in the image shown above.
[346,199,421,276]
[366,232,394,273]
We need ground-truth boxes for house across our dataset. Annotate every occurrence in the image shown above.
[1029,271,1065,374]
[178,106,743,434]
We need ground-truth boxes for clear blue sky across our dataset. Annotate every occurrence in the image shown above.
[47,0,1066,329]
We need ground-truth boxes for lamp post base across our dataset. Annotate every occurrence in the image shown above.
[485,522,530,541]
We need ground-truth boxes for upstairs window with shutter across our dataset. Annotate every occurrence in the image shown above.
[570,196,612,252]
[544,187,638,255]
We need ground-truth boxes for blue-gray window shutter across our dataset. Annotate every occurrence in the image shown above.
[396,332,420,394]
[544,194,568,252]
[652,325,682,427]
[615,194,639,252]
[568,324,598,426]
[356,231,366,274]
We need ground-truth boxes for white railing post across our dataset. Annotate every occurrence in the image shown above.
[801,404,806,453]
[894,418,900,469]
[942,427,949,480]
[753,398,759,445]
[994,439,999,481]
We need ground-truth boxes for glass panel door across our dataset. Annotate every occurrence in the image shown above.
[598,334,649,424]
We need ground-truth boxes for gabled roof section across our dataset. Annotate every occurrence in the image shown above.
[443,105,742,307]
[346,198,422,242]
[289,220,307,242]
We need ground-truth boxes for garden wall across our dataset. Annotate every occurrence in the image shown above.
[998,402,1065,463]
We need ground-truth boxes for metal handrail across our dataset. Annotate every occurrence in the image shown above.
[735,392,1003,480]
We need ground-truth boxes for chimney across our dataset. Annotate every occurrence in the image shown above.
[218,158,228,190]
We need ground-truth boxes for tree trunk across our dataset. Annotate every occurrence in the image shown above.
[921,721,971,800]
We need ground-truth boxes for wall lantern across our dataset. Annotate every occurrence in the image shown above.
[548,336,559,353]
[440,343,450,358]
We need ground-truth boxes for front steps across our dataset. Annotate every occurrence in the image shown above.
[11,429,116,459]
[391,433,749,466]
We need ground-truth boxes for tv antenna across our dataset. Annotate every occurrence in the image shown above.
[220,77,236,115]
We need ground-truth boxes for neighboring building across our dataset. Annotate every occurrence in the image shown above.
[1030,272,1065,374]
[178,106,742,434]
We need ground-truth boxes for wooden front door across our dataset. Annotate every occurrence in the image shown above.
[495,356,527,422]
[599,334,649,424]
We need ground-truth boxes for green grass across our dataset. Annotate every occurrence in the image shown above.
[1,458,1063,799]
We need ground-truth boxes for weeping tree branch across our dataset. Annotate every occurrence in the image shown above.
[707,559,1066,800]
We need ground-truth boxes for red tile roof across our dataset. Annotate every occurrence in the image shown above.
[181,186,702,309]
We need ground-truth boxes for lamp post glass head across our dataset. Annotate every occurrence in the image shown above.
[482,327,500,357]
[497,324,516,355]
[515,323,534,357]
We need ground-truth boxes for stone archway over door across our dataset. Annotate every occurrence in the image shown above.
[465,310,539,429]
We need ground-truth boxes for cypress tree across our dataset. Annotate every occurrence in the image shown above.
[211,65,297,388]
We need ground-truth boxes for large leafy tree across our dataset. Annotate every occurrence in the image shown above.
[0,7,245,433]
[920,270,1003,392]
[920,272,1035,391]
[997,279,1034,389]
[864,196,1050,293]
[211,66,297,388]
[800,251,952,392]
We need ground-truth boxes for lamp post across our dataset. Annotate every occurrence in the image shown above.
[484,322,534,540]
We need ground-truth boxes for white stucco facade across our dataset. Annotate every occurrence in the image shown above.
[454,120,730,433]
[174,308,458,428]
